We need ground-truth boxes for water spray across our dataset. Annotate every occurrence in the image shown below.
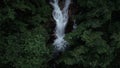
[50,0,71,51]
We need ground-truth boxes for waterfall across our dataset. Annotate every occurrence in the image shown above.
[73,19,77,30]
[50,0,71,51]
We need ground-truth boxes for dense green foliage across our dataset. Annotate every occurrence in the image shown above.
[0,0,51,68]
[0,0,120,68]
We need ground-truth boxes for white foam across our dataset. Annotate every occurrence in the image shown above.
[50,0,71,51]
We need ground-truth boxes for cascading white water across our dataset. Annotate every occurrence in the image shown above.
[73,20,77,30]
[50,0,71,51]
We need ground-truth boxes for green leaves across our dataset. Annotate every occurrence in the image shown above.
[111,32,120,48]
[0,0,51,68]
[2,26,50,68]
[61,0,120,67]
[0,0,120,68]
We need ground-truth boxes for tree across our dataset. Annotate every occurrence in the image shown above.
[0,0,120,68]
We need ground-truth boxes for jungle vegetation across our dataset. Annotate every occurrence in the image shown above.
[0,0,120,68]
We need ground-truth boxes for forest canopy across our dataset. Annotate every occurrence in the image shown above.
[0,0,120,68]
